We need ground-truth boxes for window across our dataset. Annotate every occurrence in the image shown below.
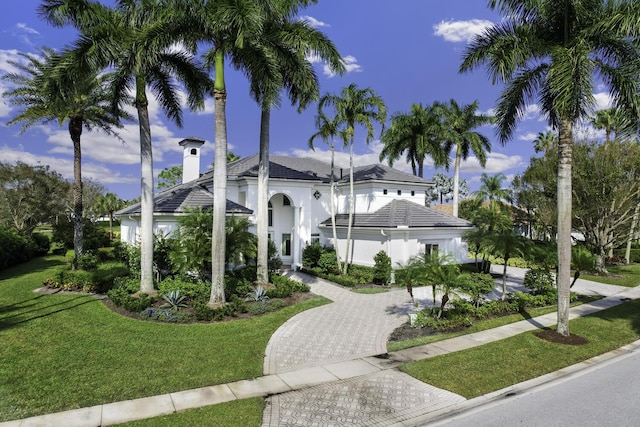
[268,201,273,227]
[397,190,402,196]
[311,233,320,244]
[411,190,415,196]
[190,148,197,155]
[282,233,291,256]
[383,189,388,195]
[283,195,291,206]
[425,244,439,255]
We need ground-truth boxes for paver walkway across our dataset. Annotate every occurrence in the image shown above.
[259,267,636,426]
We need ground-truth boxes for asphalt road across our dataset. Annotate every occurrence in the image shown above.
[430,350,640,427]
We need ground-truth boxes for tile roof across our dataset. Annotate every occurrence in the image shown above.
[116,184,252,216]
[320,199,473,229]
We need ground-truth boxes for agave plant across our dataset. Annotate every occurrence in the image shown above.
[253,286,269,303]
[160,290,188,311]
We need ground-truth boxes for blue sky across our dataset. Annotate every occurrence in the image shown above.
[0,0,611,201]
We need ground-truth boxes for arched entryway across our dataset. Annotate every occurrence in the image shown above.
[268,193,295,267]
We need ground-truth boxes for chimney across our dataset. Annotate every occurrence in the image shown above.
[178,137,205,183]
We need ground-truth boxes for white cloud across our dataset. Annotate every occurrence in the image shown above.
[324,55,362,78]
[433,19,493,43]
[459,152,525,174]
[300,15,329,28]
[593,91,613,111]
[16,23,39,35]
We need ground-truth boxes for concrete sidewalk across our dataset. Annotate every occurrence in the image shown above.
[2,269,639,427]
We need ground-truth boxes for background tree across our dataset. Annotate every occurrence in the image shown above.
[318,83,387,274]
[94,192,125,238]
[309,112,347,273]
[0,162,70,236]
[41,0,212,292]
[157,166,183,190]
[572,139,640,273]
[427,173,469,206]
[533,131,557,154]
[474,172,510,212]
[440,99,492,217]
[379,102,448,178]
[2,47,129,268]
[460,0,640,336]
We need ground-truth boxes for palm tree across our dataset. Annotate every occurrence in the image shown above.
[245,3,344,284]
[2,47,129,268]
[40,0,211,293]
[379,102,449,178]
[533,131,557,154]
[440,99,492,217]
[309,112,347,273]
[318,84,387,274]
[95,192,125,238]
[460,0,640,336]
[475,172,510,212]
[590,108,632,143]
[485,230,529,299]
[190,0,265,305]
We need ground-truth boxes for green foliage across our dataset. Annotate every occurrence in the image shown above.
[523,268,555,294]
[266,275,310,298]
[268,239,283,273]
[30,232,51,256]
[76,253,99,271]
[318,251,340,275]
[373,251,392,285]
[107,287,153,313]
[572,246,595,273]
[157,165,183,190]
[456,273,495,305]
[252,286,269,302]
[302,242,324,269]
[157,277,209,301]
[0,228,35,269]
[43,261,130,293]
[140,307,192,323]
[247,299,287,315]
[51,217,110,251]
[160,290,188,311]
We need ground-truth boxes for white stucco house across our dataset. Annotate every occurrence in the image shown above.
[117,137,474,269]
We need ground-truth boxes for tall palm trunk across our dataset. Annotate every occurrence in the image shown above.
[210,50,227,306]
[69,117,83,269]
[556,118,573,336]
[625,203,640,264]
[257,107,270,284]
[343,137,355,274]
[136,78,155,294]
[452,144,462,217]
[329,141,341,272]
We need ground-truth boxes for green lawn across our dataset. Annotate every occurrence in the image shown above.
[581,263,640,287]
[116,398,264,427]
[0,256,329,422]
[400,299,640,398]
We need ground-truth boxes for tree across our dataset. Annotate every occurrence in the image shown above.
[2,47,129,268]
[474,172,510,212]
[309,112,347,273]
[94,192,125,238]
[0,162,70,235]
[318,84,387,274]
[460,0,640,336]
[485,230,529,299]
[590,108,632,143]
[245,1,344,284]
[157,166,183,190]
[533,131,557,154]
[572,140,640,273]
[41,0,212,293]
[379,102,448,178]
[428,173,469,205]
[440,99,492,217]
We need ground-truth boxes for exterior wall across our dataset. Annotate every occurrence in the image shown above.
[119,216,181,245]
[324,227,471,268]
[336,181,429,214]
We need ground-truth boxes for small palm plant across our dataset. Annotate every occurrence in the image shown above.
[160,290,188,311]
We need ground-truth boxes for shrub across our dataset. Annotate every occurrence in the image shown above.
[112,276,142,293]
[373,251,392,285]
[51,217,110,251]
[0,228,33,269]
[523,268,555,294]
[266,275,309,299]
[348,264,375,284]
[77,253,99,271]
[318,251,340,275]
[30,232,51,256]
[456,273,495,305]
[157,277,209,301]
[140,307,192,323]
[107,287,153,312]
[302,242,324,269]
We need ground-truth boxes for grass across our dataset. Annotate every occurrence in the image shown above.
[116,398,264,427]
[351,287,389,294]
[400,299,640,399]
[387,296,601,352]
[0,256,330,422]
[581,263,640,287]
